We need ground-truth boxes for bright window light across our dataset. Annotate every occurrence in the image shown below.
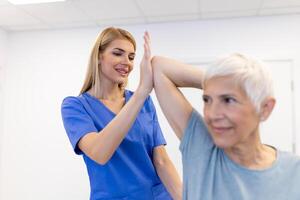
[8,0,65,5]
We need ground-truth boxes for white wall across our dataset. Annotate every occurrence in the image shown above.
[1,14,300,200]
[0,28,7,136]
[0,27,7,198]
[0,29,7,67]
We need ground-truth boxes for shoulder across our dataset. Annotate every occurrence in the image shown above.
[187,109,206,130]
[278,150,300,162]
[62,96,80,104]
[61,95,87,114]
[180,108,213,153]
[62,95,82,107]
[183,109,208,140]
[278,150,300,170]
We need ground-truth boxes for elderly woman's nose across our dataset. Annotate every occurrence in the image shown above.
[205,102,224,120]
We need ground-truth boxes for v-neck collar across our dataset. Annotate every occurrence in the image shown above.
[83,90,129,116]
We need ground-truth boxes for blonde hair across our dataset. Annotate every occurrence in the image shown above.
[80,27,136,97]
[203,53,274,113]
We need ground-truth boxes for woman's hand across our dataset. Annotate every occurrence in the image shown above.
[137,31,153,97]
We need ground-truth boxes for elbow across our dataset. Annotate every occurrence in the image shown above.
[152,56,165,87]
[151,55,160,63]
[154,156,170,170]
[78,133,113,165]
[151,56,164,74]
[151,55,160,67]
[89,149,111,166]
[94,157,109,165]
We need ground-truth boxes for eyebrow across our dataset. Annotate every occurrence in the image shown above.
[220,94,237,98]
[203,93,238,98]
[113,48,135,55]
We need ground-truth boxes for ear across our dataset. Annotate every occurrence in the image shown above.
[259,97,276,121]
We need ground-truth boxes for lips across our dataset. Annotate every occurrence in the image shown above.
[115,67,129,77]
[210,126,232,134]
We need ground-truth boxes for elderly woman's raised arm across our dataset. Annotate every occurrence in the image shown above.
[152,56,204,139]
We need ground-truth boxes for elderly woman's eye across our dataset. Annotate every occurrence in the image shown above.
[202,96,210,103]
[224,97,236,104]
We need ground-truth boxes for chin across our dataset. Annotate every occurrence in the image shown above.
[114,78,127,86]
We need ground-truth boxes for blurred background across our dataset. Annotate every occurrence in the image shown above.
[0,0,300,199]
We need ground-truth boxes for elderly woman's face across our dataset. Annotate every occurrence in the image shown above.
[202,76,261,149]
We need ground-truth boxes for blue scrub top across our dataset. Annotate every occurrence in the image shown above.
[61,90,172,200]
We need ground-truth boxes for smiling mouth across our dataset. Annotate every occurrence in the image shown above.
[115,68,129,77]
[211,126,232,134]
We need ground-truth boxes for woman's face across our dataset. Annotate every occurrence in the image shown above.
[99,39,135,86]
[203,76,261,149]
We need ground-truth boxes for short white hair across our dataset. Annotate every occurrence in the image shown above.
[203,53,274,113]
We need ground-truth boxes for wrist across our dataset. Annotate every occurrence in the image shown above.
[135,86,150,100]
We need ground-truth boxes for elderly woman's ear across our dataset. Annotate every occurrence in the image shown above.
[259,97,276,121]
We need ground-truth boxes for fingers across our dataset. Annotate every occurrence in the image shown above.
[143,31,151,59]
[144,31,150,44]
[138,31,153,95]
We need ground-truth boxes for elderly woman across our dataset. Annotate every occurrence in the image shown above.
[152,53,300,199]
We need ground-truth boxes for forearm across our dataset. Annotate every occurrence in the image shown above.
[152,56,203,138]
[152,56,203,89]
[83,88,148,164]
[155,158,182,200]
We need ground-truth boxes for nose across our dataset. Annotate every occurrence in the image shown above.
[204,102,224,121]
[121,55,131,65]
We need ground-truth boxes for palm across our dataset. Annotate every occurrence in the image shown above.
[139,32,153,94]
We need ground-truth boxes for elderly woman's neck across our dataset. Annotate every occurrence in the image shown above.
[224,141,277,170]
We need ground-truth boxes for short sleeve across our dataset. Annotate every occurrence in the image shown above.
[61,96,98,155]
[179,108,213,158]
[148,96,167,148]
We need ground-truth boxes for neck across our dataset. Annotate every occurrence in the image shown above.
[224,132,276,170]
[90,82,124,101]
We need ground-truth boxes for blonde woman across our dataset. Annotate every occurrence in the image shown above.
[61,27,181,200]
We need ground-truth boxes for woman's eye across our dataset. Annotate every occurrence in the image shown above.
[129,56,135,61]
[202,96,209,103]
[113,52,122,56]
[224,97,236,104]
